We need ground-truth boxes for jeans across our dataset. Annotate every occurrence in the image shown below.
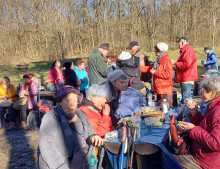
[180,83,192,104]
[0,107,7,119]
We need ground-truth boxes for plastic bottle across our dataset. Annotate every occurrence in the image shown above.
[147,92,153,107]
[89,154,97,169]
[162,99,169,114]
[134,112,141,139]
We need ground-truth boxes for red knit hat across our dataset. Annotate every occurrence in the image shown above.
[23,74,32,79]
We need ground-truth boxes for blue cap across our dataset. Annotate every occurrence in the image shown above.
[203,46,212,51]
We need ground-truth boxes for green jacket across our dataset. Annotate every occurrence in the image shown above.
[88,49,113,85]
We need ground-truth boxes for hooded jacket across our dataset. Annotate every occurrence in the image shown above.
[174,44,198,83]
[79,100,114,138]
[74,66,89,90]
[48,67,64,85]
[115,87,146,122]
[140,52,173,95]
[88,49,113,85]
[204,50,218,70]
[19,81,38,110]
[0,84,16,103]
[188,96,220,169]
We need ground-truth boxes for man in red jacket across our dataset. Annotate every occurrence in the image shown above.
[171,37,198,103]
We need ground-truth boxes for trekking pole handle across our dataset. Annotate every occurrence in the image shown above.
[121,126,127,143]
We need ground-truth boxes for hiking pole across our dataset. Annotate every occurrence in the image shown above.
[129,127,137,169]
[97,146,105,169]
[120,126,127,169]
[126,120,133,169]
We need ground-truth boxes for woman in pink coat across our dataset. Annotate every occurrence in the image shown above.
[48,60,64,91]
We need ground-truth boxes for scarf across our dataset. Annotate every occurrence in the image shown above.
[23,81,32,99]
[55,105,88,157]
[152,52,165,70]
[55,105,78,157]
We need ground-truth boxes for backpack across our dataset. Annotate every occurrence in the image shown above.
[167,115,191,155]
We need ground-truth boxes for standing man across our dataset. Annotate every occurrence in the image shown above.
[126,41,151,65]
[125,41,152,83]
[88,43,114,85]
[171,37,198,103]
[202,46,218,71]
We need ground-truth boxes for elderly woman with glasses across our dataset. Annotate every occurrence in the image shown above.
[38,85,105,169]
[79,84,114,138]
[172,75,220,169]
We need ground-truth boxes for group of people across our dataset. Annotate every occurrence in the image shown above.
[0,74,39,130]
[38,37,220,169]
[0,36,219,169]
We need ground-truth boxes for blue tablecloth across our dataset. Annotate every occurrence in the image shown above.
[105,113,182,169]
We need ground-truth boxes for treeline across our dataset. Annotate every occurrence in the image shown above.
[0,0,219,64]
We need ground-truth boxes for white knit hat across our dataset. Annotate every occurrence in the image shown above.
[119,51,132,60]
[156,42,168,52]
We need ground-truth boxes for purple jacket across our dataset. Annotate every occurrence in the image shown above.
[19,81,38,109]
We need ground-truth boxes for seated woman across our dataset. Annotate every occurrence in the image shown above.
[115,78,147,122]
[140,42,173,101]
[38,85,105,169]
[48,60,64,91]
[63,62,81,91]
[0,76,16,128]
[79,84,114,138]
[173,75,220,169]
[7,74,38,130]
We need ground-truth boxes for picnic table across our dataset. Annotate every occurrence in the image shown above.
[39,90,56,106]
[15,64,29,71]
[104,105,186,169]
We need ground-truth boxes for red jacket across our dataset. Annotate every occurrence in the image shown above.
[174,44,198,83]
[79,106,114,138]
[48,67,64,85]
[188,96,220,169]
[140,52,173,95]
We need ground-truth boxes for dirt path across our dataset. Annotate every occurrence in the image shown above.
[0,125,38,169]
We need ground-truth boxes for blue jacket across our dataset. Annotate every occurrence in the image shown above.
[115,87,146,122]
[74,66,89,90]
[204,50,218,70]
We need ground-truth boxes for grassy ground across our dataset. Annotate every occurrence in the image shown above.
[0,47,219,168]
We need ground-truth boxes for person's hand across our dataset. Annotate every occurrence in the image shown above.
[150,69,156,75]
[19,90,26,97]
[186,99,198,116]
[83,77,88,81]
[103,104,110,116]
[203,61,206,65]
[91,135,106,147]
[1,96,6,99]
[45,80,51,85]
[171,59,176,65]
[179,121,195,130]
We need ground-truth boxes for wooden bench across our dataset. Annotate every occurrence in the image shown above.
[15,64,29,71]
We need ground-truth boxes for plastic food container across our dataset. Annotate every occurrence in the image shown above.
[142,110,164,126]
